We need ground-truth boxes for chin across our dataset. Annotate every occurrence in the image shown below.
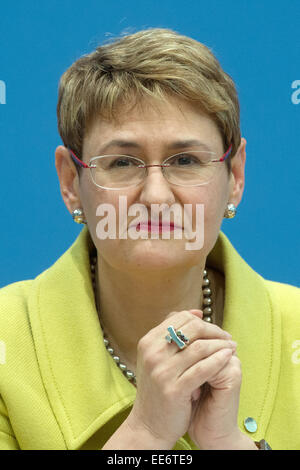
[121,241,202,271]
[97,237,203,270]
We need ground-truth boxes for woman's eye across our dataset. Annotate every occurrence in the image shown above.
[110,157,136,168]
[172,154,201,165]
[115,159,130,167]
[177,155,193,165]
[168,152,213,166]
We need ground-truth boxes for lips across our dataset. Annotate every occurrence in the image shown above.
[135,222,180,232]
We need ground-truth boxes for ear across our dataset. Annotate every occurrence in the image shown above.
[228,137,246,207]
[55,145,82,216]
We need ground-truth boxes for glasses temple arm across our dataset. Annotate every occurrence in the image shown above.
[219,144,232,162]
[67,147,90,168]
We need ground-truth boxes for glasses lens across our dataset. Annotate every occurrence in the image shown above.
[163,151,217,186]
[90,155,145,189]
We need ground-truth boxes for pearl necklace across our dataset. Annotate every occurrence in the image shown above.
[90,256,213,386]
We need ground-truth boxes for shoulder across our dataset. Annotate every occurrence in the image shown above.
[264,278,300,305]
[0,281,37,388]
[0,279,33,305]
[0,280,33,329]
[263,279,300,330]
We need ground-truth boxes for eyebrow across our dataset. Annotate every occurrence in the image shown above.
[93,139,212,155]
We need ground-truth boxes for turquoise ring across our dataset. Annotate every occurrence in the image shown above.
[165,326,190,350]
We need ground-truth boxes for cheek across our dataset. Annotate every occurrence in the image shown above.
[185,182,228,241]
[83,189,139,245]
[184,189,223,223]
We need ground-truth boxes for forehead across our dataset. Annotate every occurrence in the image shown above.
[83,96,224,156]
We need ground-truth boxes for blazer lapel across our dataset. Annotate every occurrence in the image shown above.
[28,227,136,449]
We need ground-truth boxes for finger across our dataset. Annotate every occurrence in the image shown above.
[203,355,242,424]
[142,310,231,358]
[208,354,241,389]
[162,310,231,341]
[189,309,203,319]
[174,317,232,347]
[173,339,237,377]
[191,388,201,401]
[177,348,234,394]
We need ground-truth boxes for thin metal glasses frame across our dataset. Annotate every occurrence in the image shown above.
[67,144,232,189]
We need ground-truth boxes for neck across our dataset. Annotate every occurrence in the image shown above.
[93,255,214,369]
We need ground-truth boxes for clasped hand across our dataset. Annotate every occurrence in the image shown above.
[126,309,255,450]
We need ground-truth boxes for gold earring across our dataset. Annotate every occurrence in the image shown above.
[224,203,237,219]
[72,208,87,224]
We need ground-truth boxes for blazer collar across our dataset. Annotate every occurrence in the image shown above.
[28,227,280,449]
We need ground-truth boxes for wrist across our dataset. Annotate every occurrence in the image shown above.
[229,431,258,450]
[122,414,175,450]
[102,417,172,450]
[202,429,258,450]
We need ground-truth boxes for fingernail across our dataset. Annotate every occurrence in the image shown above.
[228,340,237,348]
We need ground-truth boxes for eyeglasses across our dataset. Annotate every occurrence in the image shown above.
[68,144,232,190]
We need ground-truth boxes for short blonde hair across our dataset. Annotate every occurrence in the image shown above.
[57,28,241,167]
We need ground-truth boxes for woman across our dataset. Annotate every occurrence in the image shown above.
[0,28,299,450]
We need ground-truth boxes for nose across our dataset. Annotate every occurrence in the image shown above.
[138,166,176,206]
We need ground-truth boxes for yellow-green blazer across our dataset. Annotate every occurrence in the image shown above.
[0,228,299,450]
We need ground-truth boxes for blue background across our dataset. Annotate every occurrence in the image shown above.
[0,0,299,288]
